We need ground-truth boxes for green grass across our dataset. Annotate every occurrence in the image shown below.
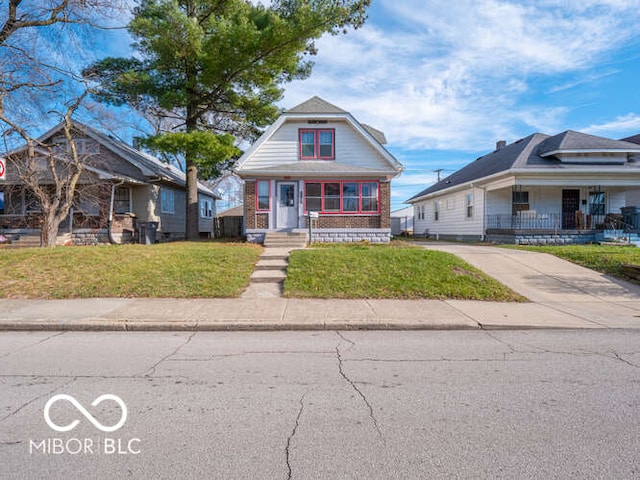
[508,244,640,284]
[283,242,524,301]
[0,242,262,299]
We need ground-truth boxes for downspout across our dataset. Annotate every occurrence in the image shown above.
[108,180,125,245]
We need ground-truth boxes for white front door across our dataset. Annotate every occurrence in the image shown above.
[276,182,298,229]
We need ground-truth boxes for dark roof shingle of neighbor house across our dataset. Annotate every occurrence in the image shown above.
[407,130,640,202]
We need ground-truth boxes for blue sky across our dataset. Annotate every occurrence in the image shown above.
[62,0,640,211]
[276,0,640,211]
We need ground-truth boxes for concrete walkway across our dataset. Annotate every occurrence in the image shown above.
[419,242,640,329]
[0,243,639,331]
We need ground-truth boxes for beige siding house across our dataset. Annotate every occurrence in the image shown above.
[408,131,640,244]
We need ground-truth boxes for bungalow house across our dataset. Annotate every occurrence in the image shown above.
[234,96,403,243]
[407,130,640,244]
[0,121,218,245]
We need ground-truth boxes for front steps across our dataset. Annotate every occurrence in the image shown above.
[242,232,307,298]
[262,231,307,249]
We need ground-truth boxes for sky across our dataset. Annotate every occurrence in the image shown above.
[11,0,640,212]
[276,0,640,211]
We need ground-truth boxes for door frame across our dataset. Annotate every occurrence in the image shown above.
[562,189,580,229]
[275,181,298,229]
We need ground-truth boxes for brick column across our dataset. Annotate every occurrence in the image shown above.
[379,181,391,229]
[244,181,256,229]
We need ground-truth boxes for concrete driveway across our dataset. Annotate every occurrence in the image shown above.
[419,243,640,328]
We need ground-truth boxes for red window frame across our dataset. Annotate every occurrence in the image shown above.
[303,180,380,214]
[299,129,335,160]
[256,180,270,212]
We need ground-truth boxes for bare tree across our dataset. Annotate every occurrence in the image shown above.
[0,0,125,246]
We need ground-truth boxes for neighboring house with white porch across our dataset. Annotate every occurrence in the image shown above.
[407,130,640,244]
[234,96,403,243]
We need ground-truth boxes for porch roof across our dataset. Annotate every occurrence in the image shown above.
[236,161,396,179]
[408,130,640,203]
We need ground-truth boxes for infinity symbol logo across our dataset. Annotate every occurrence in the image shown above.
[44,394,128,433]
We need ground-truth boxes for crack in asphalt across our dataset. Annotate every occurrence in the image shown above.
[0,376,77,423]
[285,391,307,480]
[0,331,66,359]
[335,331,356,350]
[335,344,383,441]
[142,332,197,377]
[164,350,335,362]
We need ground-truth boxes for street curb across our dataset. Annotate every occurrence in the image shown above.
[0,321,483,332]
[0,321,592,332]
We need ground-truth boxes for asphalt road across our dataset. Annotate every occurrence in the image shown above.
[1,330,639,479]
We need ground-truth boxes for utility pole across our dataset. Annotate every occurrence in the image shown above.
[434,169,444,182]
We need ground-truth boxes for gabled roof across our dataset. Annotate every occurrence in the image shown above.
[30,121,218,198]
[235,96,402,175]
[286,96,347,114]
[407,130,640,203]
[538,130,640,156]
[407,134,547,201]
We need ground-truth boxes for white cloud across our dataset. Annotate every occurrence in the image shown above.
[582,114,640,136]
[283,0,640,151]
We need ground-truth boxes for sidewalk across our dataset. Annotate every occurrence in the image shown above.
[1,244,639,331]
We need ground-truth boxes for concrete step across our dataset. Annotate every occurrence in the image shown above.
[255,259,288,270]
[250,269,287,283]
[263,243,306,249]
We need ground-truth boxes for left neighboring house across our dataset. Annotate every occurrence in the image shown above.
[0,120,219,245]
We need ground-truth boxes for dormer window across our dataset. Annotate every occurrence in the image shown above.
[299,129,334,160]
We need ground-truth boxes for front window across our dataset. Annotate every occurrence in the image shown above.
[200,198,213,218]
[434,201,440,221]
[512,191,529,215]
[25,190,41,213]
[299,129,335,160]
[323,183,340,211]
[342,182,359,212]
[589,191,605,215]
[113,186,131,214]
[466,193,474,218]
[160,189,175,214]
[0,189,4,214]
[304,181,379,214]
[361,182,379,212]
[256,180,270,211]
[305,183,322,212]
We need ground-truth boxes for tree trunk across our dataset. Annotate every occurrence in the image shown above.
[185,161,199,241]
[40,212,62,247]
[184,0,200,242]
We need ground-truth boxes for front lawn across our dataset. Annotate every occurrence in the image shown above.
[509,244,640,284]
[284,242,524,301]
[0,242,262,299]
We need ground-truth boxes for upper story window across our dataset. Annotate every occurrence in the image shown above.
[52,136,100,155]
[299,129,335,160]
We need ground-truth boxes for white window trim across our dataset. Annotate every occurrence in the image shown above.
[200,198,213,218]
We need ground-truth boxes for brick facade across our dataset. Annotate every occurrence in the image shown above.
[379,182,391,229]
[244,181,256,229]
